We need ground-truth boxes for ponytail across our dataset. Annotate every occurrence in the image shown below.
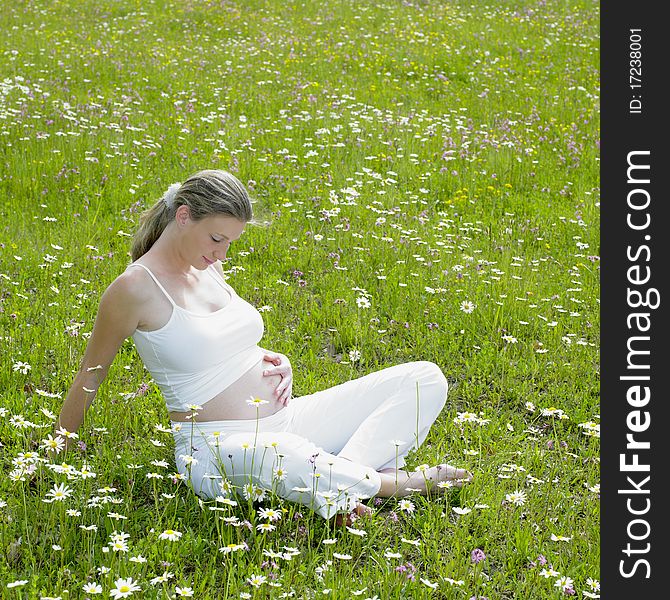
[130,200,173,262]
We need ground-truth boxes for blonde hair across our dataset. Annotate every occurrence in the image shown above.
[131,170,254,261]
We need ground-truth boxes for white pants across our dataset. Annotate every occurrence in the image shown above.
[172,361,448,519]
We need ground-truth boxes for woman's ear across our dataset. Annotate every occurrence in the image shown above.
[175,204,191,226]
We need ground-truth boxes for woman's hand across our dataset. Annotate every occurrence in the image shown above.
[262,350,293,406]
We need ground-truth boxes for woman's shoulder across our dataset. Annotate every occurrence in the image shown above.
[106,264,155,306]
[89,266,153,337]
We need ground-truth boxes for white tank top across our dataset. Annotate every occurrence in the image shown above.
[127,262,264,412]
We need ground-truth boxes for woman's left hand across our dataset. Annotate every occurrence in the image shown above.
[262,350,293,406]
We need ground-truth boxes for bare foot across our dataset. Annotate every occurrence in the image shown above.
[334,502,373,527]
[380,464,473,496]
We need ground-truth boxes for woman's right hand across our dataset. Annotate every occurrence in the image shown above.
[261,350,293,406]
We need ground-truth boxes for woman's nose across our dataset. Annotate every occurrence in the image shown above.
[214,245,228,261]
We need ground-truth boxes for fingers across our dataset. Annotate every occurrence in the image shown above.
[263,359,292,378]
[263,352,284,364]
[263,367,290,378]
[264,352,292,370]
[274,378,292,405]
[274,389,290,405]
[275,379,292,399]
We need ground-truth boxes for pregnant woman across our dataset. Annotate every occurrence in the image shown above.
[56,169,472,522]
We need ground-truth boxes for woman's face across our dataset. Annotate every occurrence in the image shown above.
[180,211,246,268]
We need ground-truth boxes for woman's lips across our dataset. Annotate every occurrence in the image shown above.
[203,256,214,265]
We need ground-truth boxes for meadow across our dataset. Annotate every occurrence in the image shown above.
[1,0,600,598]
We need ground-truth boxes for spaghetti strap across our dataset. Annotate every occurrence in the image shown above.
[126,263,177,307]
[206,263,234,295]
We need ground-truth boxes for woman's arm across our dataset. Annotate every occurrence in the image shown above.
[57,272,144,440]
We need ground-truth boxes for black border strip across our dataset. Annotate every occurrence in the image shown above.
[601,3,668,594]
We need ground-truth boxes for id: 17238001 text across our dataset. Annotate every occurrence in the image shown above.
[629,29,642,114]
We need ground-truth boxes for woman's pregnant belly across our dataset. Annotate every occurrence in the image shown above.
[169,357,285,422]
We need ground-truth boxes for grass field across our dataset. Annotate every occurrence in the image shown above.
[1,0,600,598]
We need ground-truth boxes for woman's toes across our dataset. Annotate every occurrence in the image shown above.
[436,464,473,486]
[452,470,474,487]
[355,503,373,516]
[335,503,372,526]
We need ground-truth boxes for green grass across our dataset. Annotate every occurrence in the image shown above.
[1,0,599,598]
